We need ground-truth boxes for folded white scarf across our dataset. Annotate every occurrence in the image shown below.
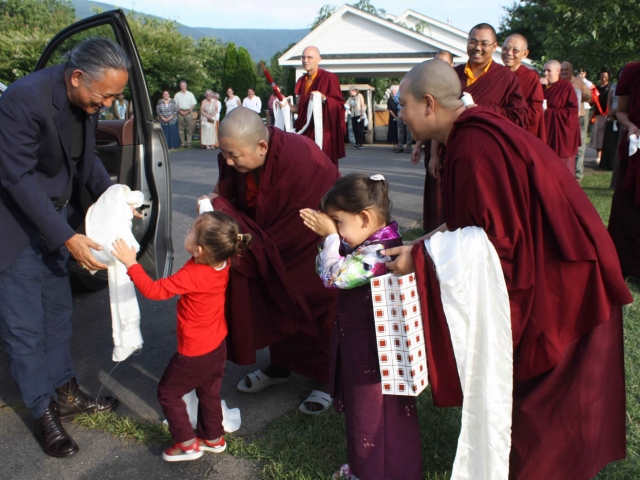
[85,184,144,362]
[273,92,324,150]
[425,227,513,480]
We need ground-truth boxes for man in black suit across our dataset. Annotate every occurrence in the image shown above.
[0,38,132,457]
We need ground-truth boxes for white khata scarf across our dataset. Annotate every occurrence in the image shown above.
[273,91,324,150]
[425,226,513,480]
[85,184,144,362]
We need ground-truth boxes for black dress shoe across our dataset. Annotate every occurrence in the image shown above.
[35,398,78,457]
[55,378,119,420]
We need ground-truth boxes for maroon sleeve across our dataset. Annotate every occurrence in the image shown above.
[484,74,529,128]
[412,242,463,407]
[127,262,195,300]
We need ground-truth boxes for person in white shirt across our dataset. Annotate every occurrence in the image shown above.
[174,80,197,148]
[242,87,262,115]
[213,92,222,147]
[225,88,241,114]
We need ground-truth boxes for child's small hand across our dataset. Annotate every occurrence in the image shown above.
[300,208,338,237]
[111,239,138,268]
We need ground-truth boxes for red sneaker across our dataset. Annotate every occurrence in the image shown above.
[198,436,226,453]
[162,441,203,462]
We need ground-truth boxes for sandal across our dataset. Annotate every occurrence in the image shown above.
[237,369,289,393]
[299,389,333,415]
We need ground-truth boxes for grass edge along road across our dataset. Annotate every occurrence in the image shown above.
[74,168,640,479]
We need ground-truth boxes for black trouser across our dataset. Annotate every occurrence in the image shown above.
[351,116,365,146]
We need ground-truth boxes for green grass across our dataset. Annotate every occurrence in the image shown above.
[74,168,640,478]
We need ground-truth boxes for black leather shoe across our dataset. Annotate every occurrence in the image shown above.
[55,378,119,419]
[34,398,79,457]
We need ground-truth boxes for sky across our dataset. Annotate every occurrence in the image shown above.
[110,0,510,32]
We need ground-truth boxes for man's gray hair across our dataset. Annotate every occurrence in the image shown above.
[205,89,213,96]
[65,38,131,83]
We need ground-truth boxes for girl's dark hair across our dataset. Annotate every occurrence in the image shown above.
[319,173,391,224]
[192,211,252,266]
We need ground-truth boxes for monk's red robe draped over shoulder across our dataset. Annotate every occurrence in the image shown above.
[543,79,580,158]
[514,65,546,140]
[454,62,528,127]
[294,68,346,166]
[412,108,632,479]
[608,61,640,278]
[215,127,340,381]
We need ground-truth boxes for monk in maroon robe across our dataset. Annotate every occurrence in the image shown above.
[501,34,545,140]
[389,60,631,479]
[608,61,640,278]
[286,46,346,167]
[202,107,340,411]
[542,60,581,176]
[428,24,528,208]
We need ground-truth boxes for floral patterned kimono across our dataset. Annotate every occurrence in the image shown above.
[316,222,423,480]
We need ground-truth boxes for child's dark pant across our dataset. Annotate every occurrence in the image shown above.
[158,342,226,443]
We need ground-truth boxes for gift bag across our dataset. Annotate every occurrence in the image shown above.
[370,272,428,396]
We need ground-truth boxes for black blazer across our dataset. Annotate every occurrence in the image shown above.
[0,65,113,271]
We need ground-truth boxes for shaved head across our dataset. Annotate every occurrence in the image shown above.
[504,34,528,50]
[501,34,530,71]
[544,60,561,72]
[219,107,268,147]
[403,59,462,109]
[301,46,321,74]
[435,50,454,66]
[543,60,561,84]
[398,60,465,144]
[560,61,574,81]
[303,45,320,57]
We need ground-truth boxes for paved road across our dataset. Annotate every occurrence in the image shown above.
[0,143,427,480]
[0,142,599,479]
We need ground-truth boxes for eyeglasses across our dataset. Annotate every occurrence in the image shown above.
[468,39,496,48]
[501,46,522,54]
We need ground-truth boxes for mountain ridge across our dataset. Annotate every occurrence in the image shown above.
[71,0,308,62]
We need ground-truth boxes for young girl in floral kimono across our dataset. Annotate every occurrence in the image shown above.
[300,173,422,480]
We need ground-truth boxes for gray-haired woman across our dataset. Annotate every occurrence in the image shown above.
[347,86,366,149]
[200,90,218,149]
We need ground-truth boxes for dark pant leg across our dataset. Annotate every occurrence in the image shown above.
[0,238,75,418]
[159,346,226,443]
[352,117,364,146]
[195,342,226,441]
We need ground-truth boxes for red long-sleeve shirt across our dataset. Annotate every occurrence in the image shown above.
[127,258,229,356]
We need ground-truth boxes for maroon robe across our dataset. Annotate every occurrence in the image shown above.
[294,68,346,166]
[608,61,640,278]
[543,79,580,174]
[421,140,444,233]
[215,127,340,382]
[454,61,528,127]
[412,108,632,479]
[514,65,546,141]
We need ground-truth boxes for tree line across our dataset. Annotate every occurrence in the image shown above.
[0,0,295,112]
[1,0,638,109]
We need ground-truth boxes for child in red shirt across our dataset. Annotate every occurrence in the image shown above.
[112,211,251,462]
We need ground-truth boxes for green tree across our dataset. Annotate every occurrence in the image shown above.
[195,36,226,95]
[0,0,76,83]
[310,4,337,30]
[499,0,640,74]
[221,43,257,115]
[126,12,207,103]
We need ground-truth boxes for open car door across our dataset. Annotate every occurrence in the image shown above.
[34,10,173,288]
